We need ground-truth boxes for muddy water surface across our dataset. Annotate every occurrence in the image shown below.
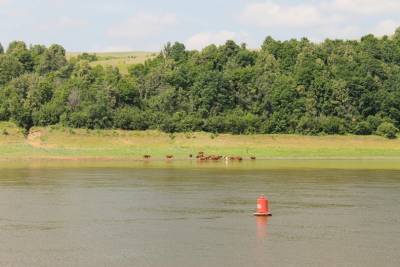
[0,161,399,266]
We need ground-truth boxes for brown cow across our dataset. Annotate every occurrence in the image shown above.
[227,156,243,161]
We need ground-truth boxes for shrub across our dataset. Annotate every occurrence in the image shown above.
[76,53,98,62]
[32,102,64,126]
[114,107,148,130]
[319,116,344,135]
[0,106,10,121]
[204,116,225,133]
[354,121,373,135]
[62,111,89,128]
[296,116,318,135]
[262,112,290,134]
[159,115,175,133]
[366,115,384,132]
[377,122,398,139]
[172,112,203,132]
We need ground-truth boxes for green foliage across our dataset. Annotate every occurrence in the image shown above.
[377,122,399,139]
[33,101,65,126]
[0,54,24,85]
[6,41,34,72]
[296,116,319,135]
[215,110,260,134]
[0,42,3,54]
[354,121,373,135]
[77,53,98,62]
[367,116,384,133]
[1,30,400,135]
[163,42,187,62]
[114,107,148,130]
[319,116,344,135]
[36,44,67,74]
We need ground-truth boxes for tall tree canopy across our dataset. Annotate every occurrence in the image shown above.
[1,30,400,138]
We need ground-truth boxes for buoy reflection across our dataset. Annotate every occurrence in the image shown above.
[256,216,269,239]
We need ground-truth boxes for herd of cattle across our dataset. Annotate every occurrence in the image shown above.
[143,152,256,161]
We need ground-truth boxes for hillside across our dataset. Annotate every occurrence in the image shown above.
[66,51,157,73]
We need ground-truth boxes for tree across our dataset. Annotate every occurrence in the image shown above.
[30,44,47,66]
[190,70,232,116]
[1,32,400,136]
[6,41,27,54]
[36,44,67,74]
[0,54,24,86]
[163,42,187,62]
[6,41,34,72]
[0,42,4,54]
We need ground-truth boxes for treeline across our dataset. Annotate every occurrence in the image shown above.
[1,29,400,138]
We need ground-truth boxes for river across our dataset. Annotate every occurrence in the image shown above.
[0,161,400,266]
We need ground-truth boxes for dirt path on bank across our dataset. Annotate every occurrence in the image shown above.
[27,129,57,149]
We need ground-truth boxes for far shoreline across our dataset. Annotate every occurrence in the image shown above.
[1,156,400,170]
[2,155,400,161]
[1,123,400,169]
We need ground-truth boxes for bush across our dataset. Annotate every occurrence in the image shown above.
[354,121,372,135]
[13,108,33,131]
[114,107,148,130]
[32,102,64,126]
[296,116,318,135]
[319,116,344,135]
[261,112,290,134]
[223,111,259,134]
[159,117,175,133]
[204,116,225,133]
[0,99,10,121]
[63,111,89,128]
[377,122,398,139]
[366,115,384,132]
[172,112,203,132]
[77,53,98,62]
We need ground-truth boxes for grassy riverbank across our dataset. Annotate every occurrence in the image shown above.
[1,122,400,161]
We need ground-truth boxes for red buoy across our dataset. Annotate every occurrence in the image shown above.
[254,196,272,216]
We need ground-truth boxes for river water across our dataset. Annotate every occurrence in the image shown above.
[0,161,400,266]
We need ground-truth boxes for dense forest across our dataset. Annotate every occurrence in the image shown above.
[1,29,400,138]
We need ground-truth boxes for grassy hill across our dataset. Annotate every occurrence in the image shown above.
[66,51,158,74]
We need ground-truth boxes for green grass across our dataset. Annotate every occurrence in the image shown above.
[66,51,157,74]
[1,122,400,162]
